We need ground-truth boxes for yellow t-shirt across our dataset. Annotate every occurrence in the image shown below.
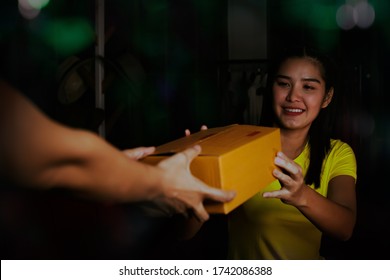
[228,139,357,260]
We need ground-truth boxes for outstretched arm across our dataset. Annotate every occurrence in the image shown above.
[0,80,235,222]
[263,151,356,240]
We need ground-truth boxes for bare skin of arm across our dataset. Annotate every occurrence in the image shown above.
[263,151,356,240]
[0,80,235,222]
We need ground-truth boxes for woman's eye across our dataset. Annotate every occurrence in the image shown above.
[276,81,289,87]
[303,84,315,90]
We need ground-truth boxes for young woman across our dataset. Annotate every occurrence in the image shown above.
[228,47,357,259]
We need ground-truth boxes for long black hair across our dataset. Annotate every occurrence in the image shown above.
[261,46,339,188]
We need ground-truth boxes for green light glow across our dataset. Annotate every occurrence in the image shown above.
[307,4,338,30]
[42,18,94,56]
[281,0,338,30]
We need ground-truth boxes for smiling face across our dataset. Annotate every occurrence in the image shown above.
[272,57,333,133]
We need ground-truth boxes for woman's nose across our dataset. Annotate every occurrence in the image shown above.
[286,86,301,102]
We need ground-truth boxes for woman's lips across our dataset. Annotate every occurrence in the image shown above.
[283,107,304,115]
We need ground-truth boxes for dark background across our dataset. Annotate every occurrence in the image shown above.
[1,0,389,259]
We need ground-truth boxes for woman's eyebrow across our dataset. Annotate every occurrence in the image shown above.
[275,75,322,84]
[275,74,290,80]
[302,77,322,84]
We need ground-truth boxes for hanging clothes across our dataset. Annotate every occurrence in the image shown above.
[244,70,267,125]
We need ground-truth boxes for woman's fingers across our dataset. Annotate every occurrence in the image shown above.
[185,125,208,136]
[263,188,289,198]
[274,151,300,175]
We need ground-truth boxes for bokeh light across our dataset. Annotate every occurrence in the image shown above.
[18,4,40,20]
[18,0,40,20]
[336,4,356,30]
[18,0,50,20]
[355,1,375,28]
[27,0,50,10]
[41,18,95,56]
[336,1,375,30]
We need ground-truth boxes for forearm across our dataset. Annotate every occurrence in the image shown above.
[40,129,166,202]
[297,186,356,240]
[10,124,168,203]
[1,80,236,222]
[0,80,164,202]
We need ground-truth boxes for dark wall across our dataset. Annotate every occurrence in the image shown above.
[96,0,229,148]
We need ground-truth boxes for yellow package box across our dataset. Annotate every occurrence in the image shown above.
[142,124,281,214]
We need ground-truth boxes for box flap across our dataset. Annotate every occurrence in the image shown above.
[152,124,278,156]
[151,125,235,155]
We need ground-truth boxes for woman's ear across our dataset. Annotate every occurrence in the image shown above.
[321,87,334,108]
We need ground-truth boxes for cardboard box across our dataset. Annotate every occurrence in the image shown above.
[141,124,281,214]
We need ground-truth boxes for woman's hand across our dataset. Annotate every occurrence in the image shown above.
[263,151,308,207]
[185,125,208,136]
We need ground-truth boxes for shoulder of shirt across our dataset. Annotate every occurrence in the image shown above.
[330,138,350,147]
[330,138,345,145]
[329,139,355,155]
